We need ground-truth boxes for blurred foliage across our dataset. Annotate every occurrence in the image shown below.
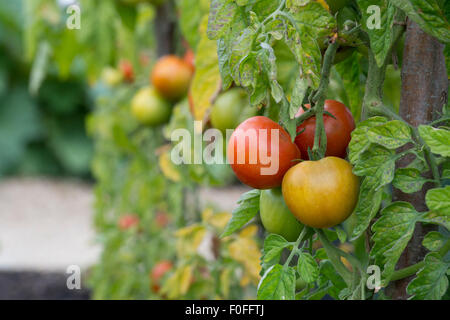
[0,0,93,177]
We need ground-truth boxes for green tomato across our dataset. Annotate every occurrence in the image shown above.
[260,188,304,242]
[210,88,257,133]
[131,86,172,126]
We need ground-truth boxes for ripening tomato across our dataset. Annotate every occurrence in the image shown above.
[260,188,304,241]
[151,55,194,101]
[118,214,139,230]
[295,100,355,160]
[119,59,134,83]
[131,87,172,126]
[282,157,359,228]
[150,260,173,293]
[228,116,301,189]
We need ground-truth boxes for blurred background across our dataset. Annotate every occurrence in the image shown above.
[0,0,401,299]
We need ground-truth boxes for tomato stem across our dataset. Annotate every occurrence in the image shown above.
[390,239,450,282]
[316,229,353,287]
[284,227,308,269]
[311,40,339,159]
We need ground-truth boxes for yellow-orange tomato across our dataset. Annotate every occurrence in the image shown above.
[151,55,193,101]
[282,157,359,228]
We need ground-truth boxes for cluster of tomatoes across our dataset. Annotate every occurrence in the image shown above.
[228,100,360,237]
[131,50,195,126]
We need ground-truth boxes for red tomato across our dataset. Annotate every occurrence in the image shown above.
[155,211,170,228]
[150,260,173,293]
[295,100,355,160]
[227,116,301,189]
[118,214,139,230]
[119,59,134,83]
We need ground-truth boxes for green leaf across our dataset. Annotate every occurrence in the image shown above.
[371,202,423,282]
[216,9,247,89]
[393,168,428,193]
[426,186,450,215]
[290,75,308,118]
[207,0,237,40]
[257,264,296,300]
[297,252,319,283]
[335,52,363,122]
[221,189,261,237]
[418,125,450,157]
[421,186,450,229]
[177,0,208,49]
[114,1,137,30]
[351,179,384,239]
[262,234,290,265]
[353,145,396,189]
[367,120,412,149]
[422,231,448,251]
[358,0,398,66]
[407,252,450,300]
[390,0,450,44]
[230,26,257,86]
[348,116,388,164]
[317,260,347,299]
[336,227,347,243]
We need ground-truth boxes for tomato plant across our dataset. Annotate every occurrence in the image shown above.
[295,100,355,159]
[227,116,301,189]
[28,0,449,302]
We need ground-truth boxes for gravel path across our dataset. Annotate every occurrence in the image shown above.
[0,178,100,272]
[0,178,247,272]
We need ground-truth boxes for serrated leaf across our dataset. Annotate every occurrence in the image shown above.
[367,120,412,149]
[426,186,450,215]
[335,52,363,122]
[371,202,423,282]
[418,125,450,157]
[358,0,397,66]
[390,0,450,44]
[351,178,383,239]
[407,252,450,300]
[422,231,448,251]
[257,264,296,300]
[230,26,257,86]
[353,145,396,189]
[290,75,308,118]
[297,252,319,283]
[393,168,428,193]
[349,116,388,164]
[221,189,260,237]
[262,234,290,266]
[207,0,237,40]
